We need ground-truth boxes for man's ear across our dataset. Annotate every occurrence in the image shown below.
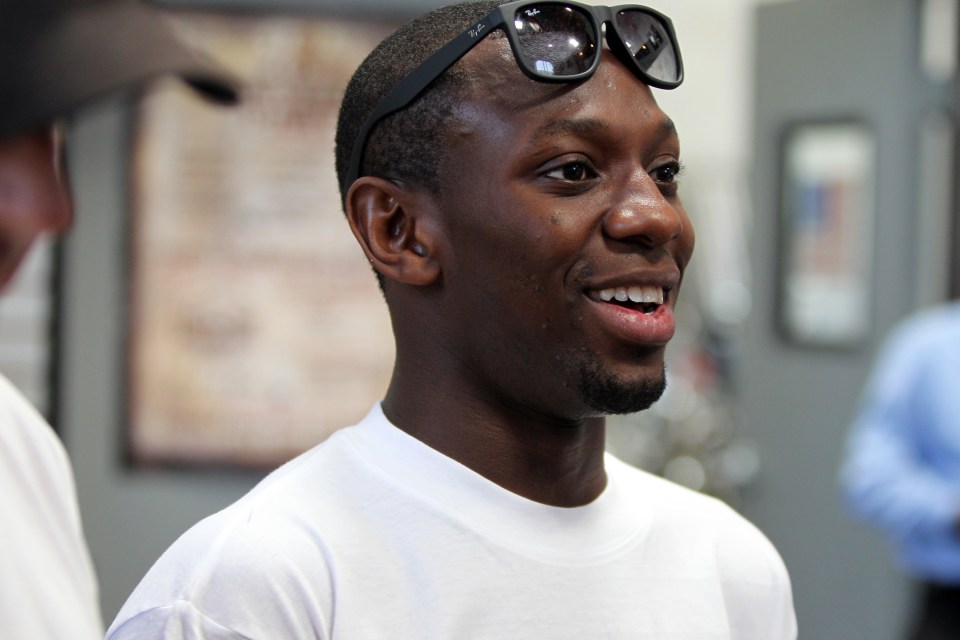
[345,176,441,287]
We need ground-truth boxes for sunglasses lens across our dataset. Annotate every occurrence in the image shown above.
[513,4,598,78]
[615,10,681,84]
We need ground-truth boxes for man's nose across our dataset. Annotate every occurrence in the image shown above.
[602,169,684,248]
[42,124,74,234]
[40,179,73,234]
[0,127,74,235]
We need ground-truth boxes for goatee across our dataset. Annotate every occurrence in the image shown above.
[576,361,668,415]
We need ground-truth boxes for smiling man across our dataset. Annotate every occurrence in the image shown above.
[109,2,797,638]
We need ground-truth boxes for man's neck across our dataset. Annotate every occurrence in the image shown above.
[381,388,608,508]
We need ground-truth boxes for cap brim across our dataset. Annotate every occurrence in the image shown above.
[0,1,240,139]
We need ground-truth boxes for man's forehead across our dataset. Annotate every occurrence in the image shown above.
[457,37,582,115]
[459,36,523,94]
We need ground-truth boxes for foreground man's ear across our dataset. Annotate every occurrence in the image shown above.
[345,176,442,287]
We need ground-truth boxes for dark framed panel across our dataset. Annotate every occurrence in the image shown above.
[775,119,877,348]
[126,11,396,468]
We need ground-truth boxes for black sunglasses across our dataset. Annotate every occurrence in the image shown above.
[345,1,684,189]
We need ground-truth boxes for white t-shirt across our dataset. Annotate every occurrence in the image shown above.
[108,404,797,639]
[0,374,103,640]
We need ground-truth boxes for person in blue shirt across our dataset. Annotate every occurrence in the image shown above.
[841,301,960,640]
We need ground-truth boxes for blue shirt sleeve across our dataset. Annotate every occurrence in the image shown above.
[840,310,960,542]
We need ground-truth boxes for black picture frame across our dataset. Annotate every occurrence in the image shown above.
[775,119,877,348]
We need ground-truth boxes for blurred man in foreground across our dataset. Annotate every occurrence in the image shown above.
[0,1,237,637]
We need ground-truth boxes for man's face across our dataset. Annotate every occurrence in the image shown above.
[431,39,695,422]
[0,125,72,291]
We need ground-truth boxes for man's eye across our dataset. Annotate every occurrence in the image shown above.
[652,161,683,184]
[545,161,595,182]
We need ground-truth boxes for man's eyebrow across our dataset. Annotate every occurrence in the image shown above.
[531,116,678,143]
[532,118,609,141]
[658,118,679,140]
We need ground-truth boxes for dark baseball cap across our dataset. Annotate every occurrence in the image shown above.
[0,0,241,140]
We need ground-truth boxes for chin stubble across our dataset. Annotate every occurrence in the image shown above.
[575,359,668,415]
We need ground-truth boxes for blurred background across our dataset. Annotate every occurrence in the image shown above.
[1,0,957,637]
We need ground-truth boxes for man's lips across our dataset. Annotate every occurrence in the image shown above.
[583,274,679,346]
[585,293,677,345]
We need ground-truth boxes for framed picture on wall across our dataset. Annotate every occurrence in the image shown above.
[776,120,877,348]
[127,11,396,468]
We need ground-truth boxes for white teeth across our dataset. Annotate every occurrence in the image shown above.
[631,286,664,305]
[596,286,665,305]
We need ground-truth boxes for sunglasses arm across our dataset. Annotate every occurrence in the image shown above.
[346,14,501,188]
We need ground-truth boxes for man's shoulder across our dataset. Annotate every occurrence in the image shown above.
[611,456,742,519]
[611,457,785,563]
[0,372,73,487]
[610,458,794,627]
[0,374,104,639]
[106,457,345,639]
[868,303,960,377]
[157,420,375,556]
[107,515,334,639]
[891,303,960,345]
[107,416,391,639]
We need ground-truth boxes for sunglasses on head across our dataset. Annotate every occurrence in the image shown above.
[346,1,684,189]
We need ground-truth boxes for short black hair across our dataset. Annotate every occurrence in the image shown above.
[334,0,504,206]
